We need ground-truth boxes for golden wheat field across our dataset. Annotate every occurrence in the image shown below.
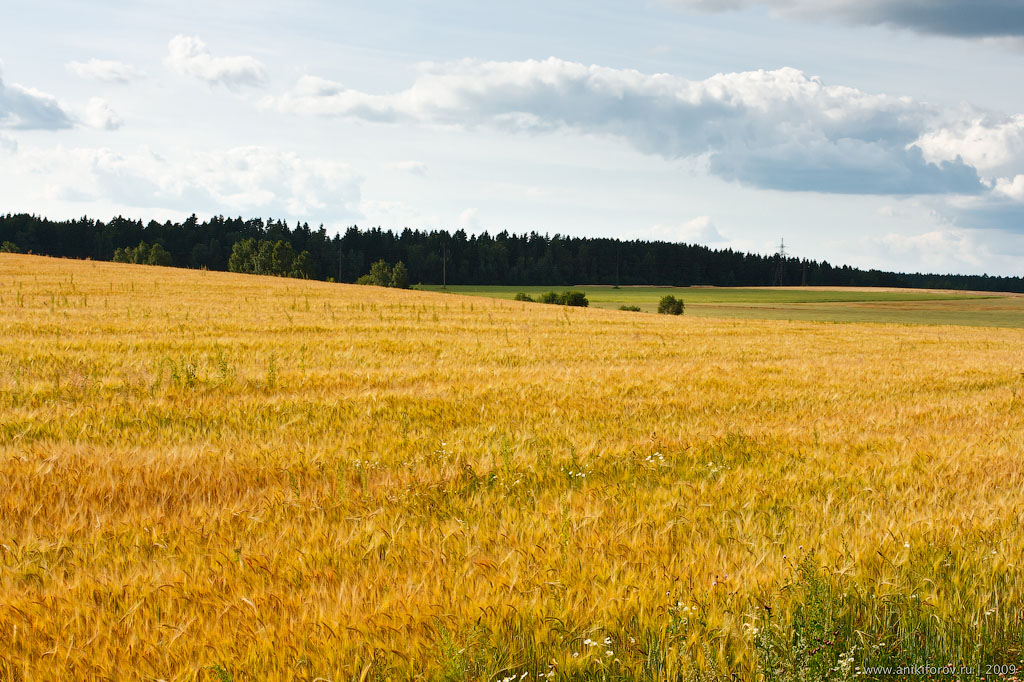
[1,253,1023,681]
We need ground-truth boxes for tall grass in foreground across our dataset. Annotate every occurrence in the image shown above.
[1,253,1023,681]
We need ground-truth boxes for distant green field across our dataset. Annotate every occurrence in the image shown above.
[419,285,1024,327]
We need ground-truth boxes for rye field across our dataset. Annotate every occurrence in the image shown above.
[2,253,1024,681]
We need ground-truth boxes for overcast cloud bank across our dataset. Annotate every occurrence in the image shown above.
[669,0,1024,39]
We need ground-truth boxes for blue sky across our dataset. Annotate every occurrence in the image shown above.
[2,0,1024,275]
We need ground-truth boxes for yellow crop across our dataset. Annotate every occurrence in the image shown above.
[1,253,1022,681]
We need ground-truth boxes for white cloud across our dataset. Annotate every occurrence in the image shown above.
[83,98,123,130]
[359,199,440,229]
[666,0,1024,39]
[19,145,361,219]
[383,160,428,176]
[873,229,991,272]
[915,114,1024,178]
[0,64,74,130]
[66,59,145,83]
[632,216,727,244]
[0,133,16,153]
[913,116,1024,232]
[909,113,1024,233]
[267,58,983,196]
[680,216,726,243]
[458,207,481,230]
[993,175,1024,200]
[165,35,268,89]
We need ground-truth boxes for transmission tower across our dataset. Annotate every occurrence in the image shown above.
[772,238,787,286]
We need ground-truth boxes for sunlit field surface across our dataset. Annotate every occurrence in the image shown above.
[2,253,1024,681]
[420,285,1024,328]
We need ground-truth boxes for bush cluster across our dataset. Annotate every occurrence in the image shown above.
[113,241,173,266]
[356,260,410,289]
[657,294,684,315]
[515,290,588,307]
[619,304,641,312]
[227,238,315,278]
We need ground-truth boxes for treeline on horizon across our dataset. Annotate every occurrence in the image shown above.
[1,212,1022,292]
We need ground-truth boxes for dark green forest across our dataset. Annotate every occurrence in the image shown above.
[1,212,1021,292]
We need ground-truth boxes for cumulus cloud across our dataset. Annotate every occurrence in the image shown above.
[267,58,983,196]
[21,145,361,218]
[993,175,1024,200]
[680,216,727,243]
[66,59,145,83]
[667,0,1024,39]
[872,229,996,271]
[636,217,728,244]
[458,207,481,229]
[165,35,268,89]
[83,98,123,130]
[267,58,1024,233]
[0,64,74,130]
[912,114,1024,231]
[359,199,441,229]
[916,114,1024,178]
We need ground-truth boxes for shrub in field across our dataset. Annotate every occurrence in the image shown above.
[389,261,410,289]
[514,292,534,302]
[356,260,411,288]
[227,238,260,274]
[561,290,589,307]
[227,238,315,278]
[357,259,392,286]
[539,290,589,306]
[113,242,147,264]
[540,291,561,304]
[619,304,641,312]
[147,243,173,266]
[658,294,684,315]
[271,240,295,275]
[113,240,172,266]
[0,241,20,253]
[289,250,315,279]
